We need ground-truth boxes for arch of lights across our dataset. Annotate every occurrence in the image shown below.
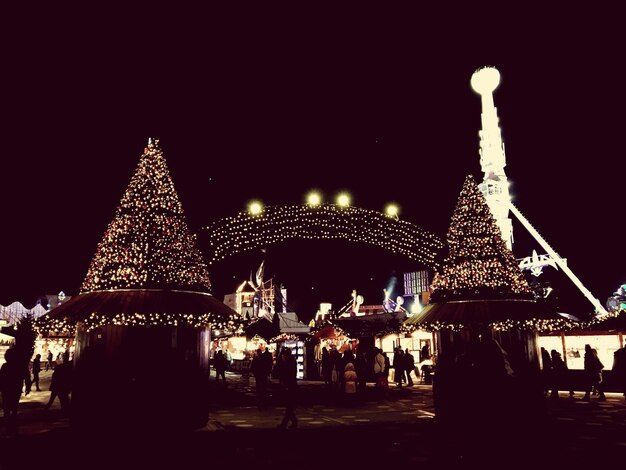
[202,204,444,268]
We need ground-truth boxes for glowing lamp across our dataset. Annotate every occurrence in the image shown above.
[385,204,399,218]
[248,201,264,215]
[337,193,351,207]
[307,192,322,206]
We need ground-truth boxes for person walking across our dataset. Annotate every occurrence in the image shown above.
[214,350,227,385]
[404,349,415,386]
[393,348,404,388]
[251,349,268,403]
[343,362,358,406]
[373,347,386,398]
[540,347,552,397]
[582,344,605,401]
[275,348,298,430]
[44,351,73,412]
[613,345,626,400]
[46,350,53,371]
[0,348,30,432]
[321,347,332,389]
[31,353,42,392]
[549,349,574,399]
[354,350,368,393]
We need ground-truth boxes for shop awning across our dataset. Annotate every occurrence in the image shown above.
[245,317,280,341]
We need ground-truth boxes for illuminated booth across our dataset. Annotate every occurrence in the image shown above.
[38,139,237,432]
[406,175,572,448]
[537,311,626,391]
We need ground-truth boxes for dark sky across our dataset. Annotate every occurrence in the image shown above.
[1,7,623,321]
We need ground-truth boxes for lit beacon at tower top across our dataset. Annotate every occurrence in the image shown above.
[471,66,513,250]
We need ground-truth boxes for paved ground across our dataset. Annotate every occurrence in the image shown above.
[3,370,626,468]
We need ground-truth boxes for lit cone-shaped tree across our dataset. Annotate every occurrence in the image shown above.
[430,174,533,302]
[45,139,238,432]
[81,138,211,293]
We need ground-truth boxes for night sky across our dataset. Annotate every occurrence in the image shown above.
[1,7,623,321]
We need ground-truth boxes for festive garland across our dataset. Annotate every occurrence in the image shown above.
[34,311,245,335]
[269,333,300,343]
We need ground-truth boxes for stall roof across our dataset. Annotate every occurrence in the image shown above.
[44,289,236,322]
[334,311,406,337]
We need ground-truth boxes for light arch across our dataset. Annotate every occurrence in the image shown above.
[202,204,444,268]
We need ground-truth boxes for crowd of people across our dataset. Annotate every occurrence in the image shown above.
[540,343,626,401]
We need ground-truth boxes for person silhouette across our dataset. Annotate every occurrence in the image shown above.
[613,346,626,400]
[0,348,29,433]
[45,350,53,372]
[583,344,605,401]
[44,351,73,412]
[404,349,415,386]
[540,347,552,397]
[251,349,269,403]
[31,353,42,392]
[321,347,332,389]
[275,348,298,429]
[549,349,574,399]
[214,350,227,385]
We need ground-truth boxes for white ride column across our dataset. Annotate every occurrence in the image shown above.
[471,67,514,250]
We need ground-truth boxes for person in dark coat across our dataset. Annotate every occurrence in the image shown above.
[613,346,626,400]
[275,348,298,429]
[393,348,405,388]
[540,347,552,397]
[0,348,29,425]
[251,349,269,402]
[583,344,605,401]
[549,349,574,399]
[214,350,227,385]
[31,353,42,392]
[44,351,73,412]
[45,351,53,371]
[321,347,332,389]
[404,349,415,386]
[354,350,368,392]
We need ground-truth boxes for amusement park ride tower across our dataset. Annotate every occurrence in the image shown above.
[471,67,514,250]
[471,66,607,316]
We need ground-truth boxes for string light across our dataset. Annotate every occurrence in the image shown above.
[401,322,465,333]
[203,204,444,267]
[35,310,245,335]
[269,333,299,343]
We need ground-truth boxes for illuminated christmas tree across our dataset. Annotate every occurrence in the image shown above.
[81,138,211,293]
[430,175,532,301]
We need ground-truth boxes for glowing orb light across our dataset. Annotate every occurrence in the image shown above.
[307,192,322,206]
[385,204,399,218]
[248,200,264,215]
[337,193,351,207]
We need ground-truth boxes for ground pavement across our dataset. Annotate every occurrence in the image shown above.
[3,370,626,468]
